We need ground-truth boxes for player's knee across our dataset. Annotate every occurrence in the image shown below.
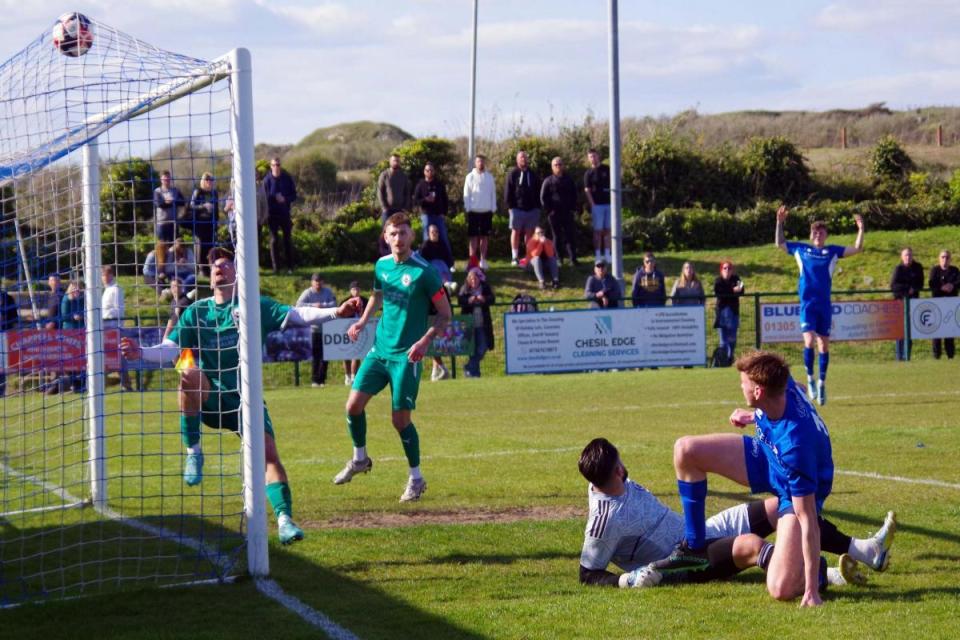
[391,414,409,431]
[767,574,802,601]
[673,436,696,467]
[732,534,763,565]
[179,367,201,391]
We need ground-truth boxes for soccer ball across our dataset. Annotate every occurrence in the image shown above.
[52,12,94,57]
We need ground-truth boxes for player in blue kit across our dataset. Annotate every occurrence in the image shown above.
[775,205,864,405]
[664,351,835,606]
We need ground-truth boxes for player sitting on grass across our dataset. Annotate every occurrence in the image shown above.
[775,205,864,405]
[120,248,361,545]
[578,438,895,590]
[334,211,452,502]
[666,350,837,606]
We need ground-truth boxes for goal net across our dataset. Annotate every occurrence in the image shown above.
[0,15,267,605]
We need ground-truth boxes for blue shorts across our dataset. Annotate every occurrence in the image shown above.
[743,434,792,515]
[591,204,611,231]
[799,301,832,336]
[508,208,540,231]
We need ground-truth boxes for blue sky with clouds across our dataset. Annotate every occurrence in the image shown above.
[2,0,959,145]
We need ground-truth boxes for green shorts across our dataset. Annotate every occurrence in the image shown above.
[201,379,276,440]
[352,352,422,411]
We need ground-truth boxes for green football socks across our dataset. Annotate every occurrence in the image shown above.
[399,423,420,469]
[266,481,292,519]
[347,412,367,448]
[181,414,201,448]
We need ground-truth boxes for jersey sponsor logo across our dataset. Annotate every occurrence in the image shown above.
[401,274,412,287]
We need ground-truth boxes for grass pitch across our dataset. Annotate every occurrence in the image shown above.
[2,358,958,639]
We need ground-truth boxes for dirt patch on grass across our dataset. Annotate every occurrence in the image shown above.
[303,505,583,530]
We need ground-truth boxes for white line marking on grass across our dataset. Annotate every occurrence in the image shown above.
[256,578,360,640]
[836,470,960,490]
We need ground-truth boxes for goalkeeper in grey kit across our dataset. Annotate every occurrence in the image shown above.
[121,248,361,545]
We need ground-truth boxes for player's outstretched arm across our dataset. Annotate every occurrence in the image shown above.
[347,291,382,342]
[774,205,789,253]
[794,494,823,607]
[843,214,865,257]
[729,408,756,428]
[285,297,362,327]
[121,336,179,366]
[407,289,452,363]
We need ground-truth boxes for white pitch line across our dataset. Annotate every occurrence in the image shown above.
[256,578,360,640]
[836,469,960,490]
[294,448,960,490]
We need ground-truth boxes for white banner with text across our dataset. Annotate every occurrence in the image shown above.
[504,306,706,374]
[909,297,960,339]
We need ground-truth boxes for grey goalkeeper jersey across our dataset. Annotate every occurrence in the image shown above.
[580,479,753,572]
[580,480,684,572]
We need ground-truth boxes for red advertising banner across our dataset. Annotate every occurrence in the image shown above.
[2,329,121,373]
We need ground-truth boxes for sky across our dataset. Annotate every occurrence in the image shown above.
[2,0,960,146]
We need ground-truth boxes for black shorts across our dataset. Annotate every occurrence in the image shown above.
[467,211,493,237]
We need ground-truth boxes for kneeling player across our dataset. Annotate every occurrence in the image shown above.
[121,248,360,545]
[577,438,895,590]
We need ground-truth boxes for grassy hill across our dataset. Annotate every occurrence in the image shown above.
[292,121,413,171]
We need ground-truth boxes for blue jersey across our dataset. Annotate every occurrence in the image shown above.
[786,242,845,306]
[753,379,834,513]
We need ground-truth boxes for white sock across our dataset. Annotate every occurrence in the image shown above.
[807,375,815,385]
[277,513,292,527]
[353,446,367,462]
[409,466,423,480]
[826,567,843,585]
[187,445,202,454]
[848,537,877,565]
[511,249,518,260]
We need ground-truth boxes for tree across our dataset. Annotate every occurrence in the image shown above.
[741,136,811,200]
[283,147,337,196]
[100,157,155,237]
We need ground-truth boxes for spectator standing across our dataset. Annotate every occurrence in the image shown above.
[0,284,17,397]
[458,267,495,378]
[540,157,580,266]
[153,170,184,277]
[463,154,496,271]
[890,247,924,361]
[631,252,666,307]
[60,281,85,393]
[378,153,412,256]
[101,265,133,391]
[262,156,298,273]
[713,261,745,361]
[525,226,560,290]
[341,281,366,386]
[504,151,541,266]
[584,260,621,308]
[187,173,220,277]
[44,273,63,329]
[413,162,451,255]
[584,149,611,264]
[670,262,705,306]
[297,274,337,388]
[929,249,959,359]
[419,223,455,285]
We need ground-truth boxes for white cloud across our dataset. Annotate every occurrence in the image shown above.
[252,0,364,34]
[816,0,960,31]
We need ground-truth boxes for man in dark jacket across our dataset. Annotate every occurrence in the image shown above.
[378,154,412,256]
[262,156,298,273]
[890,247,924,361]
[928,249,959,359]
[584,260,621,308]
[540,156,579,265]
[631,252,666,307]
[505,151,541,266]
[413,162,450,255]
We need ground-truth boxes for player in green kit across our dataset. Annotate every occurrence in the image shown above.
[335,211,452,502]
[121,248,360,544]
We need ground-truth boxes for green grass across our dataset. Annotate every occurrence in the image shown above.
[2,360,959,638]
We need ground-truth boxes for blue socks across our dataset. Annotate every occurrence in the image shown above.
[803,347,814,378]
[818,352,829,382]
[678,479,708,550]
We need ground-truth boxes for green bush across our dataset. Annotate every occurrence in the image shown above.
[283,148,338,196]
[741,136,811,200]
[494,136,563,185]
[100,158,155,234]
[622,129,704,215]
[369,137,461,209]
[870,135,914,185]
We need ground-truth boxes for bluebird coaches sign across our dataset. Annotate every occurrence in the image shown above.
[760,300,904,343]
[503,307,706,375]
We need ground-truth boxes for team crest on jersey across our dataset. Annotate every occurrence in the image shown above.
[231,307,240,327]
[401,274,412,287]
[822,249,828,255]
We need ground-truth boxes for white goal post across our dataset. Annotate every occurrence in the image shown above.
[0,16,267,604]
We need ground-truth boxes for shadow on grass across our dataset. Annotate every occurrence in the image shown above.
[333,549,574,573]
[825,508,960,546]
[2,515,485,640]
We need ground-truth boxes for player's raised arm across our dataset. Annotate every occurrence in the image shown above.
[407,288,452,363]
[774,205,789,253]
[284,297,362,327]
[347,290,382,342]
[843,214,865,258]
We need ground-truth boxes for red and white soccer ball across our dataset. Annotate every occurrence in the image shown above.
[52,12,94,57]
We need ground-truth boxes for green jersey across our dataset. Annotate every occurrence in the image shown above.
[372,252,444,359]
[168,295,290,391]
